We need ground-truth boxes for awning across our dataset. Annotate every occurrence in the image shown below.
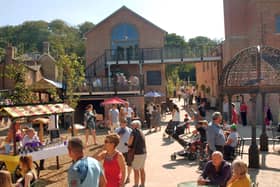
[1,103,74,118]
[30,78,63,91]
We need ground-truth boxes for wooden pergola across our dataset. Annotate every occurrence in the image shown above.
[219,46,280,168]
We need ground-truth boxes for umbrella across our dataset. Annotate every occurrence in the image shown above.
[100,97,127,106]
[144,91,165,97]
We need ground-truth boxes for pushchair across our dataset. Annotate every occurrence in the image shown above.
[164,121,205,161]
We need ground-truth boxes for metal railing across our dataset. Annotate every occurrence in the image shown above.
[75,74,142,94]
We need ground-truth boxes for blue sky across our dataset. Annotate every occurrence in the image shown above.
[0,0,224,40]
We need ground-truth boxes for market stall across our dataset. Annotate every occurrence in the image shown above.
[0,103,74,173]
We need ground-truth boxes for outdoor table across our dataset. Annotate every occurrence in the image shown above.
[177,181,218,187]
[20,143,68,169]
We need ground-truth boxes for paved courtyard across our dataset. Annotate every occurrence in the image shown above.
[1,98,280,187]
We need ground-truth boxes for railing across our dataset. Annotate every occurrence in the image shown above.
[75,74,142,94]
[85,45,222,85]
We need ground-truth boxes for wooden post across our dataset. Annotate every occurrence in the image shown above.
[39,122,44,143]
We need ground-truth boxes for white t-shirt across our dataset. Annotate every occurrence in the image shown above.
[124,107,133,118]
[172,111,180,122]
[228,131,239,147]
[48,115,59,130]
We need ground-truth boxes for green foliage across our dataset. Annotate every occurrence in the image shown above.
[5,62,33,104]
[0,20,95,58]
[57,54,85,108]
[165,33,188,47]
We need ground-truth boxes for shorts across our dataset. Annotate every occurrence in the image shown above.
[86,122,96,130]
[132,154,147,170]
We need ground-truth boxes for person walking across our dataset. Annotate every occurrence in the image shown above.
[128,120,147,187]
[95,134,126,187]
[207,112,226,155]
[68,137,105,187]
[109,104,120,133]
[84,104,97,145]
[115,119,133,184]
[124,102,134,127]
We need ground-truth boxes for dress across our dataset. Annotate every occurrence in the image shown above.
[227,174,251,187]
[68,157,103,187]
[84,111,96,130]
[103,153,122,187]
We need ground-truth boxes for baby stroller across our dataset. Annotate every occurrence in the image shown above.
[171,133,205,161]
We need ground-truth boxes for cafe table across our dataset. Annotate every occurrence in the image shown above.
[177,181,218,187]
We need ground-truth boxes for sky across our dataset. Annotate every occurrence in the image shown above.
[0,0,225,41]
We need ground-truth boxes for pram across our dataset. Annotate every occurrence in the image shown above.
[164,121,205,161]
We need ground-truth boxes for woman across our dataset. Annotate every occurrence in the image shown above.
[227,159,251,187]
[119,106,126,122]
[16,156,37,187]
[84,104,97,145]
[0,170,13,187]
[95,134,126,187]
[128,120,147,187]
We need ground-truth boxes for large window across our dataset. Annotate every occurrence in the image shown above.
[147,71,161,85]
[276,15,280,33]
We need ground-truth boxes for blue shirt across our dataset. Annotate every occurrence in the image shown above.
[206,122,225,151]
[201,160,232,187]
[68,157,103,187]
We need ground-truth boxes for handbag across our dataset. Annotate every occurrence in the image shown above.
[127,148,135,165]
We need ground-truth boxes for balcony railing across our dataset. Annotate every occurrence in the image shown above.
[75,74,143,94]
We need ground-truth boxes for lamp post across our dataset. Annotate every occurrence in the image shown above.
[248,46,261,168]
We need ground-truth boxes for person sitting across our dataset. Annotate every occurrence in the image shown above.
[197,151,231,187]
[226,159,251,187]
[22,128,40,150]
[224,125,239,161]
[15,156,37,187]
[0,170,13,187]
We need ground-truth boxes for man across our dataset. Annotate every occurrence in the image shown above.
[109,104,120,133]
[115,118,133,184]
[128,120,147,187]
[197,151,231,187]
[207,112,225,155]
[124,102,134,127]
[67,137,105,187]
[224,125,239,160]
[198,101,206,120]
[240,100,248,126]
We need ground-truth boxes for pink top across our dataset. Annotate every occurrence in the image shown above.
[232,109,238,124]
[103,152,122,187]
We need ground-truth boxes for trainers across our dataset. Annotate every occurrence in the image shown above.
[125,178,130,184]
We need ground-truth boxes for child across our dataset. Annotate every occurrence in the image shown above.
[184,113,191,134]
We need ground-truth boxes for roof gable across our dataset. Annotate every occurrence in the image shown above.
[85,6,166,36]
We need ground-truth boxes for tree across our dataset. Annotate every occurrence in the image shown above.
[165,33,188,47]
[56,54,85,108]
[5,62,34,104]
[78,21,95,37]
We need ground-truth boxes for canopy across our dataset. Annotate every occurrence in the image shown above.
[144,91,165,97]
[30,78,63,91]
[101,97,127,106]
[1,103,74,119]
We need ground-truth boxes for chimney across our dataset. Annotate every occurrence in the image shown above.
[5,44,16,64]
[43,41,50,54]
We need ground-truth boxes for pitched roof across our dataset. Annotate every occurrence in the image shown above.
[85,6,166,36]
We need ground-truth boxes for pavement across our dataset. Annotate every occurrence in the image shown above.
[141,98,280,187]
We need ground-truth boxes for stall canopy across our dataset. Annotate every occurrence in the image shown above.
[0,103,74,119]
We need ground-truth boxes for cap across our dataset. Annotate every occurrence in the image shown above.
[230,124,237,130]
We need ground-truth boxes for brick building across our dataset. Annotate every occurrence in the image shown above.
[198,0,280,122]
[82,6,168,122]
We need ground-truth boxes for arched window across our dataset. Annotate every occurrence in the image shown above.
[111,23,139,60]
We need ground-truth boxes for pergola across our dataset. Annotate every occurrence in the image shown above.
[220,46,280,168]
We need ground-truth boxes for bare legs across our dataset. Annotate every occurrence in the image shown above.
[85,129,97,145]
[133,168,145,186]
